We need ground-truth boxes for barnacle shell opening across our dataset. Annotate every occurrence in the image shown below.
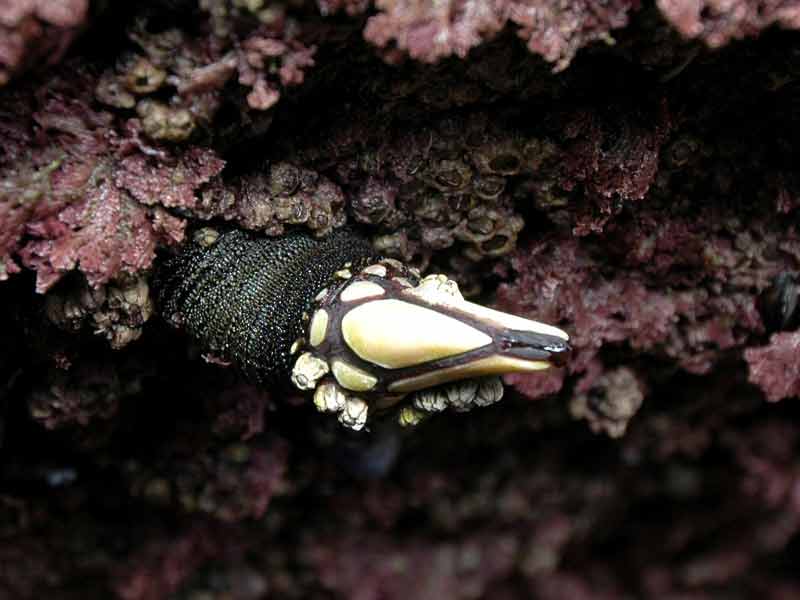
[292,259,571,430]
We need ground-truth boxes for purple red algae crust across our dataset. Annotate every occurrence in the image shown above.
[2,1,800,599]
[745,331,800,402]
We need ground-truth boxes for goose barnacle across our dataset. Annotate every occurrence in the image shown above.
[155,226,571,431]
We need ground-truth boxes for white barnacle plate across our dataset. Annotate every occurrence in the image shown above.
[291,352,330,390]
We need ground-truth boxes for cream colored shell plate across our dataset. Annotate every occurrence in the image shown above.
[341,299,492,369]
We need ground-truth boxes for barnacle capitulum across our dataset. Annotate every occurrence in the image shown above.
[292,258,571,430]
[156,227,570,432]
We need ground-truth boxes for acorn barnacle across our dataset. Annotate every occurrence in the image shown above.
[155,226,571,431]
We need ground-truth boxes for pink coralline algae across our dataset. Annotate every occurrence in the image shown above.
[657,0,800,47]
[0,69,224,292]
[236,32,316,111]
[188,1,317,111]
[745,331,800,402]
[364,0,509,63]
[0,0,88,85]
[365,0,639,69]
[496,201,797,409]
[510,0,638,70]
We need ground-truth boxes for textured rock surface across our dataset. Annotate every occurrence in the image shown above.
[2,1,800,598]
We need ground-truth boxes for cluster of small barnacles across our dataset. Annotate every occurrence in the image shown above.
[45,275,154,350]
[95,26,214,143]
[295,112,560,294]
[195,162,349,238]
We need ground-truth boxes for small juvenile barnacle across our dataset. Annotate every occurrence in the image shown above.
[268,162,301,196]
[472,141,524,176]
[472,175,506,200]
[314,381,346,413]
[570,368,644,438]
[351,177,398,226]
[193,227,220,248]
[123,57,167,94]
[290,353,329,390]
[424,159,473,193]
[95,72,136,109]
[137,99,195,142]
[273,196,311,225]
[155,227,571,431]
[339,396,369,430]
